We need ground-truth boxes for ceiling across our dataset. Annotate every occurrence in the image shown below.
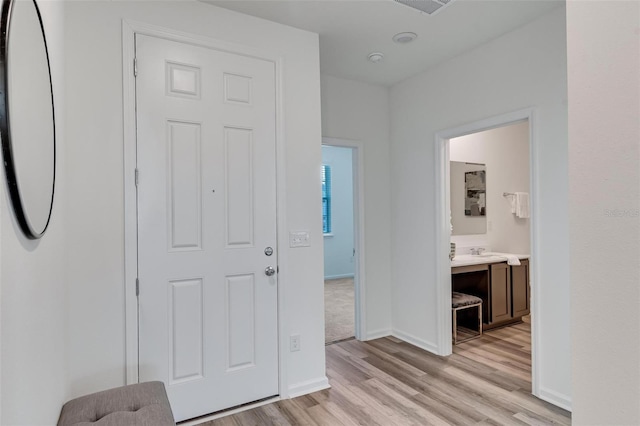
[204,0,563,86]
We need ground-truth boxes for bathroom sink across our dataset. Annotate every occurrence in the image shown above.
[475,255,505,261]
[451,253,507,265]
[452,252,528,267]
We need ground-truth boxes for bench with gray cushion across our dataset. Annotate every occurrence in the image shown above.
[452,291,483,345]
[58,381,175,426]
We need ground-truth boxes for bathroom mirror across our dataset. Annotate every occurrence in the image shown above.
[450,162,487,235]
[0,0,56,239]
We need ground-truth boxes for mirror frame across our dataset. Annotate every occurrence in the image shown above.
[0,0,56,240]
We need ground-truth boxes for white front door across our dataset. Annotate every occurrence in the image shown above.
[135,34,279,422]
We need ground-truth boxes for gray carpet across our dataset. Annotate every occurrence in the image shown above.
[324,278,355,344]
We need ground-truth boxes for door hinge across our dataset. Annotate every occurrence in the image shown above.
[133,57,138,77]
[135,168,139,186]
[136,278,140,296]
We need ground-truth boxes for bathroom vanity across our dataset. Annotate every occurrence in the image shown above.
[451,254,530,329]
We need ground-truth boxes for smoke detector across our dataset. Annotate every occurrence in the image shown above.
[393,32,417,44]
[394,0,454,16]
[367,52,385,63]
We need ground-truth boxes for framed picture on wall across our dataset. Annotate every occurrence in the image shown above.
[465,170,486,216]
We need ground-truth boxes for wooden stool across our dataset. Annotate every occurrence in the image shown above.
[452,292,483,345]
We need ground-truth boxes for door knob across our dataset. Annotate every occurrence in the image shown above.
[265,266,276,277]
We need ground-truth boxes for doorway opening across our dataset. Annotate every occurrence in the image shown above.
[449,120,532,374]
[321,138,364,345]
[435,108,541,398]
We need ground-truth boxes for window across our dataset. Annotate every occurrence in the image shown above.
[322,165,332,234]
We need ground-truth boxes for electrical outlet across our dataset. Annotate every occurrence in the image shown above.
[290,334,301,352]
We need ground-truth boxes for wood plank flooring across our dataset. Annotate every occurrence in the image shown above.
[201,322,571,425]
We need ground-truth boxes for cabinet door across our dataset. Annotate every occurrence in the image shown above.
[490,263,512,323]
[512,259,530,318]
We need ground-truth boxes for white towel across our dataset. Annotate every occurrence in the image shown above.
[504,254,521,266]
[515,192,530,219]
[508,194,517,213]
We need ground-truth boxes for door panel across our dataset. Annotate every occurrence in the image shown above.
[168,121,202,251]
[512,260,530,317]
[169,278,204,385]
[226,274,256,371]
[136,34,278,422]
[490,263,512,323]
[224,127,254,247]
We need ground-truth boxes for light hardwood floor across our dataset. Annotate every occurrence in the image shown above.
[201,323,571,425]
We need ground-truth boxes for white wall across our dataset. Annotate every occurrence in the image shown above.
[389,6,571,409]
[64,0,324,404]
[567,1,640,423]
[1,1,68,425]
[450,121,531,254]
[322,146,355,279]
[320,74,392,338]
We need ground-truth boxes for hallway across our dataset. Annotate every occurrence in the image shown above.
[324,278,355,344]
[204,322,570,425]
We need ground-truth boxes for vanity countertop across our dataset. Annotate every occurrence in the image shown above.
[451,253,530,268]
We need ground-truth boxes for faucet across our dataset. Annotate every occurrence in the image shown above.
[470,247,486,255]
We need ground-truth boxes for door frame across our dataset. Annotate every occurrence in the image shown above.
[122,21,290,399]
[434,107,542,397]
[321,137,366,340]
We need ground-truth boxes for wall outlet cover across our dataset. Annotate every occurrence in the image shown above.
[290,334,301,352]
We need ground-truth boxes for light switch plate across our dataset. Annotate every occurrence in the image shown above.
[289,231,310,248]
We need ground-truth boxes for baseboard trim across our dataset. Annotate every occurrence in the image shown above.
[391,329,440,354]
[537,386,572,412]
[324,274,355,280]
[364,328,392,340]
[287,376,330,399]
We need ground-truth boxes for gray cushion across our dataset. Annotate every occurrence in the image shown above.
[58,381,175,426]
[452,292,482,308]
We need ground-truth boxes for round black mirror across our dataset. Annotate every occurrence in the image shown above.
[0,0,56,240]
